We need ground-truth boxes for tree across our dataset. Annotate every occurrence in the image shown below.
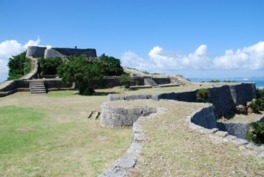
[99,54,124,76]
[57,55,103,95]
[119,74,131,89]
[38,57,63,75]
[8,51,31,80]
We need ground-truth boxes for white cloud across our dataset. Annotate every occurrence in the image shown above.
[121,51,152,70]
[121,41,264,73]
[213,41,264,70]
[0,38,41,82]
[23,37,41,49]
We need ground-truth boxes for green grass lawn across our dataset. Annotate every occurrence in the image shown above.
[0,92,131,177]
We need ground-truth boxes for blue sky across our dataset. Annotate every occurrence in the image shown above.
[1,0,264,82]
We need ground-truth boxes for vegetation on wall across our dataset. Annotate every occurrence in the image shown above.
[248,89,264,113]
[38,57,63,75]
[196,88,210,102]
[7,51,31,80]
[247,122,264,145]
[246,89,264,145]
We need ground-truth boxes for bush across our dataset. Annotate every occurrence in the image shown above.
[57,55,103,95]
[196,88,210,102]
[208,80,220,83]
[38,57,63,75]
[119,74,131,89]
[99,54,124,76]
[247,122,264,145]
[257,88,264,99]
[249,89,264,113]
[8,51,31,80]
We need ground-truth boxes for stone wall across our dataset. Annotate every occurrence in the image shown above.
[190,106,217,129]
[208,83,256,117]
[217,122,250,139]
[100,101,157,128]
[108,83,256,118]
[26,46,97,59]
[155,90,197,102]
[51,48,97,58]
[107,94,153,101]
[44,48,66,59]
[97,76,158,89]
[99,99,264,176]
[153,77,171,85]
[44,80,72,91]
[0,79,72,96]
[26,46,46,58]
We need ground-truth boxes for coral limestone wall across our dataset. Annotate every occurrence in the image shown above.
[100,102,157,128]
[26,46,97,59]
[108,83,256,118]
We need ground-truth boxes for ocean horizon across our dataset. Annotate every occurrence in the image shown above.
[190,78,264,88]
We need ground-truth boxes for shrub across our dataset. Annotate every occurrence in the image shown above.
[248,102,260,113]
[196,88,210,102]
[247,122,264,145]
[99,54,124,76]
[57,55,103,95]
[119,74,131,89]
[256,89,264,100]
[38,57,63,75]
[8,51,31,80]
[249,89,264,113]
[208,80,220,83]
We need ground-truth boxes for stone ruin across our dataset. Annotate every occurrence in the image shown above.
[26,46,97,59]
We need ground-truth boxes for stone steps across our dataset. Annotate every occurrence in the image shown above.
[144,78,159,87]
[29,80,46,94]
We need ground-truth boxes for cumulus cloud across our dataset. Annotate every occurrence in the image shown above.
[121,51,152,70]
[213,41,264,70]
[121,41,264,72]
[0,38,41,82]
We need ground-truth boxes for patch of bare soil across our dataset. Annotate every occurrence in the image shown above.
[219,112,264,124]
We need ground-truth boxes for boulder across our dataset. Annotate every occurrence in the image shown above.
[236,105,247,114]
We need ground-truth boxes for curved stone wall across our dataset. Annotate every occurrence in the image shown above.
[190,106,217,129]
[100,101,157,128]
[99,100,264,176]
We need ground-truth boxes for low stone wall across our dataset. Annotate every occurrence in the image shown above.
[153,77,171,85]
[217,122,250,139]
[100,101,157,128]
[107,94,153,101]
[99,100,264,176]
[44,79,72,91]
[156,90,197,102]
[190,106,217,129]
[0,79,73,97]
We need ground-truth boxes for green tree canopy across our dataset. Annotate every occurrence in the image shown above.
[99,54,124,76]
[38,57,63,75]
[8,51,31,80]
[57,55,103,95]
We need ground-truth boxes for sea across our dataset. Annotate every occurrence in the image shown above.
[190,77,264,88]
